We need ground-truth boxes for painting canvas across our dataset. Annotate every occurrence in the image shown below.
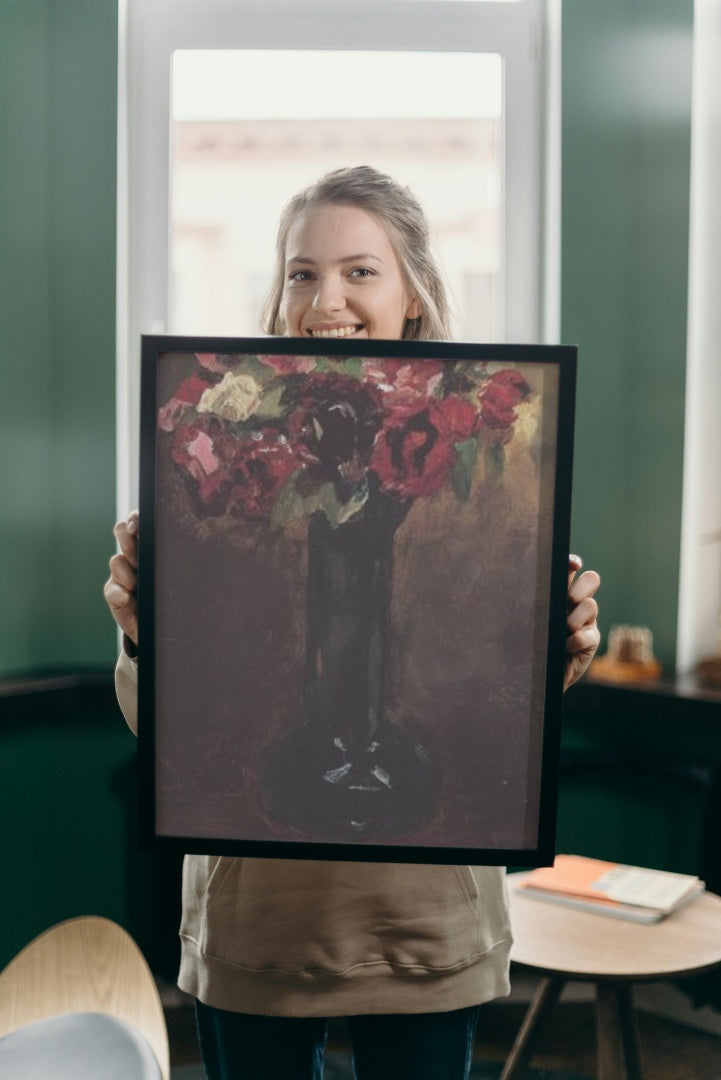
[138,336,576,864]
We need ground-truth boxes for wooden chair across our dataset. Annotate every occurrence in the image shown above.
[0,915,170,1079]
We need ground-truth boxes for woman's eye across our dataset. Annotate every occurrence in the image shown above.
[349,267,375,279]
[288,270,313,283]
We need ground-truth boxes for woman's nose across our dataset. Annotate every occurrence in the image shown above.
[312,274,345,314]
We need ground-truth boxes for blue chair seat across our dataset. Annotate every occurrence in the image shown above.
[0,1011,162,1079]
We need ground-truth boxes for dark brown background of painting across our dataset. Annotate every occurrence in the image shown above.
[152,357,558,854]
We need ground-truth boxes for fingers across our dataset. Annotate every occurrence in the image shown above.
[113,510,139,568]
[568,567,601,609]
[103,576,139,644]
[105,511,140,645]
[565,622,601,658]
[563,619,601,689]
[564,558,601,689]
[108,550,137,590]
[567,568,601,651]
[566,592,599,636]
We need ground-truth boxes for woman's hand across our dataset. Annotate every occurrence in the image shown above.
[103,510,139,647]
[564,554,601,691]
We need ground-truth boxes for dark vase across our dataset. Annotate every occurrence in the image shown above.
[261,490,440,842]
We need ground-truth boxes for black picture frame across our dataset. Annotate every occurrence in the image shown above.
[138,335,576,865]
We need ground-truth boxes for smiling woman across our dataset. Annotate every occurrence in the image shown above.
[263,167,453,343]
[281,205,420,340]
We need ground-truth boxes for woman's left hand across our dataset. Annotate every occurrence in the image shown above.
[564,554,601,691]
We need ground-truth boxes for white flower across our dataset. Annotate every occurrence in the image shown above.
[197,371,262,422]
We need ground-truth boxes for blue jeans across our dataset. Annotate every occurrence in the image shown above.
[195,1000,481,1080]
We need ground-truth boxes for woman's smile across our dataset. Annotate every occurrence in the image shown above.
[307,323,365,339]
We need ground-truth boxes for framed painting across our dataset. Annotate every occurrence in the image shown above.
[138,336,576,865]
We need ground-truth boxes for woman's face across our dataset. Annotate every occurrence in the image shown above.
[280,203,421,341]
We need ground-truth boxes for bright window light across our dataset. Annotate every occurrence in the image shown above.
[170,50,503,341]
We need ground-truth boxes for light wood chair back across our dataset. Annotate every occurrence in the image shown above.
[0,915,170,1080]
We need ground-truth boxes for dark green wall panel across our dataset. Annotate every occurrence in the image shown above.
[0,0,118,674]
[562,0,693,669]
[1,3,55,668]
[0,697,133,965]
[0,683,183,975]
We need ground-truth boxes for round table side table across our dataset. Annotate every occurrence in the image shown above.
[502,872,721,1080]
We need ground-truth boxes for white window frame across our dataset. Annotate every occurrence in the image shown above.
[116,0,559,512]
[676,0,721,674]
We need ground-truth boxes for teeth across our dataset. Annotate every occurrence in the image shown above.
[311,326,359,338]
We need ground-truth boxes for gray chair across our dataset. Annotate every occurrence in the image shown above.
[0,916,169,1079]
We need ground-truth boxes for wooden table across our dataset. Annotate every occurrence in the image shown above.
[503,873,721,1080]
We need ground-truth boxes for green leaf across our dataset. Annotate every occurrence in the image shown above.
[451,437,478,501]
[337,356,364,378]
[333,482,369,525]
[269,470,308,528]
[314,355,365,378]
[316,482,345,525]
[254,382,286,420]
[242,356,277,384]
[270,473,348,529]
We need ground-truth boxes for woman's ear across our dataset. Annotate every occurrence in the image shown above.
[406,296,422,320]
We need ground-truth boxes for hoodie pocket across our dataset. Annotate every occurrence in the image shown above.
[188,858,510,976]
[454,864,480,906]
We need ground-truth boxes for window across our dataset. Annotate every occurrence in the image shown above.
[170,49,503,340]
[118,0,557,510]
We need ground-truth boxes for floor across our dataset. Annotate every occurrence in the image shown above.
[474,999,721,1079]
[165,985,721,1079]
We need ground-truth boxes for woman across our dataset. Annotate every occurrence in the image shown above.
[105,166,601,1080]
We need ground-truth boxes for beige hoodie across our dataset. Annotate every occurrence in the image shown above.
[116,650,512,1016]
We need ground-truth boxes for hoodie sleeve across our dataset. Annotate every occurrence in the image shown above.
[115,643,139,736]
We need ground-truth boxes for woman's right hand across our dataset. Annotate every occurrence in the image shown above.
[104,510,139,647]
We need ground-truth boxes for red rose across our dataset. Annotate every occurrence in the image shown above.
[479,370,530,430]
[224,431,303,519]
[195,353,234,374]
[285,372,383,501]
[372,396,479,500]
[170,417,301,518]
[362,358,444,419]
[170,416,227,505]
[158,373,215,432]
[258,354,317,376]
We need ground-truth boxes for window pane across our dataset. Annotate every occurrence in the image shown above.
[170,49,503,340]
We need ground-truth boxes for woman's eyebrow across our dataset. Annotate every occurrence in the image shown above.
[286,253,384,266]
[339,253,384,264]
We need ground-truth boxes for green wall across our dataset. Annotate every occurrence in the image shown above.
[562,0,693,669]
[0,0,128,970]
[0,0,118,675]
[0,683,183,974]
[1,688,134,966]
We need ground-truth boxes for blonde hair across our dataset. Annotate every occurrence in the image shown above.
[262,166,454,341]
